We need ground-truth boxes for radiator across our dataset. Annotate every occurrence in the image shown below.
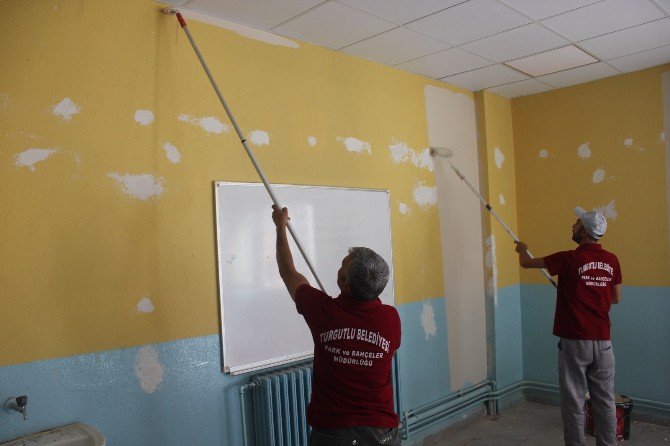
[251,363,313,446]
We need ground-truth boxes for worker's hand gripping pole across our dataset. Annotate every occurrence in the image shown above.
[171,11,327,292]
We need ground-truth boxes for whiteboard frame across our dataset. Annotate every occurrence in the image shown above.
[214,181,395,375]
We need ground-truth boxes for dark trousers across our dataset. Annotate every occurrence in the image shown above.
[310,426,400,446]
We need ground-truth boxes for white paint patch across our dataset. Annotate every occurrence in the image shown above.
[15,148,58,171]
[107,172,165,200]
[578,143,591,159]
[399,202,411,215]
[388,142,433,171]
[52,98,81,121]
[592,168,605,184]
[307,136,317,147]
[339,137,371,154]
[249,130,270,146]
[134,346,164,393]
[163,142,181,163]
[135,110,154,126]
[494,146,505,169]
[539,149,549,158]
[412,181,437,207]
[484,236,498,306]
[0,93,13,112]
[624,138,634,147]
[178,114,229,134]
[181,11,299,48]
[136,296,155,313]
[419,302,437,340]
[660,132,666,143]
[595,200,618,221]
[499,194,505,205]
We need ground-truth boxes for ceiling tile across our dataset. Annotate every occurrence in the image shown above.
[537,62,620,88]
[505,45,598,76]
[541,0,665,42]
[607,45,670,72]
[342,28,451,65]
[335,0,463,25]
[397,48,492,78]
[486,79,554,98]
[499,0,603,20]
[273,2,396,49]
[182,0,324,29]
[461,24,568,62]
[652,0,670,14]
[579,18,670,59]
[405,0,531,45]
[441,64,529,91]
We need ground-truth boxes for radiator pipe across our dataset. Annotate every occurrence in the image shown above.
[239,382,257,446]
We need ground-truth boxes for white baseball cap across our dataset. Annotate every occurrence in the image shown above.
[574,207,607,240]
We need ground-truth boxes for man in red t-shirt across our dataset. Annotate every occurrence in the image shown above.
[272,205,401,446]
[515,207,622,446]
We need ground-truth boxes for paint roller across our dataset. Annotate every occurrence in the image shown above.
[161,7,327,292]
[430,147,557,288]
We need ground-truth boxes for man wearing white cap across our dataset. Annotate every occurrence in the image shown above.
[515,207,622,446]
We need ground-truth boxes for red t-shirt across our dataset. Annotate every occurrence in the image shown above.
[295,284,401,429]
[543,243,622,340]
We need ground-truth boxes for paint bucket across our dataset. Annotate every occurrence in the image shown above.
[585,393,633,440]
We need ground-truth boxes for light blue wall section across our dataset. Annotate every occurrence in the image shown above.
[521,284,670,403]
[397,296,451,409]
[495,285,523,388]
[0,335,249,445]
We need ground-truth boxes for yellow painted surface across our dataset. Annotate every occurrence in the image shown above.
[513,65,670,286]
[0,0,471,365]
[478,91,521,289]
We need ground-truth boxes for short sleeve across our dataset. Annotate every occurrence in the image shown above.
[613,256,622,285]
[543,251,569,276]
[295,284,329,329]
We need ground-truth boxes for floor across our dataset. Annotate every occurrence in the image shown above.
[426,401,670,445]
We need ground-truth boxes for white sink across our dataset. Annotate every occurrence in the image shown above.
[0,423,105,446]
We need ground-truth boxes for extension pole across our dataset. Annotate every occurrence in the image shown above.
[168,10,326,292]
[433,150,557,288]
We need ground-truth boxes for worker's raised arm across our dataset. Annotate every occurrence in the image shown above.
[514,241,547,269]
[272,205,309,301]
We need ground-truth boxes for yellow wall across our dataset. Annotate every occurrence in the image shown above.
[513,65,670,286]
[476,91,520,289]
[0,0,475,366]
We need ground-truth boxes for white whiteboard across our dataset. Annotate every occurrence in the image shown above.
[214,182,395,375]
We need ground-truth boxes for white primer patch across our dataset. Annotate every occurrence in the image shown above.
[539,149,549,158]
[178,114,229,134]
[592,168,605,184]
[107,172,165,200]
[136,296,155,313]
[163,142,181,164]
[494,147,505,169]
[0,93,13,112]
[338,137,371,154]
[595,200,618,221]
[249,130,270,146]
[307,136,317,147]
[399,203,411,215]
[135,110,155,126]
[419,302,437,340]
[499,194,505,205]
[578,143,591,159]
[15,148,58,171]
[624,138,634,147]
[181,11,299,48]
[660,132,666,143]
[412,181,437,207]
[134,346,164,393]
[484,236,498,306]
[388,141,434,171]
[52,98,81,121]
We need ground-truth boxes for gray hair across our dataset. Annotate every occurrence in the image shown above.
[345,247,390,302]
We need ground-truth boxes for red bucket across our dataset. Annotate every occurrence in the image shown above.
[585,393,633,441]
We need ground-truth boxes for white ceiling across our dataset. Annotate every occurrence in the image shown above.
[163,0,670,98]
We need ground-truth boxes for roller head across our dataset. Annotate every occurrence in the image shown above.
[429,147,454,158]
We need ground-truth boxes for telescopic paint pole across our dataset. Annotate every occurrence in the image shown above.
[167,10,327,292]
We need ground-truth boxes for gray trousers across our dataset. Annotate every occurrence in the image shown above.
[558,338,617,446]
[310,426,400,446]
